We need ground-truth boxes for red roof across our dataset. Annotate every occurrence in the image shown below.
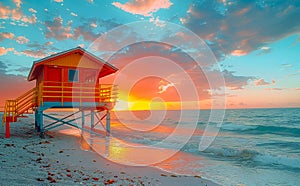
[27,46,118,81]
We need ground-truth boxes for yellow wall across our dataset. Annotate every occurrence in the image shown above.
[44,53,101,69]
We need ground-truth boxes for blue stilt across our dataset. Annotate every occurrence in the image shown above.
[91,110,94,129]
[81,110,85,128]
[38,110,44,138]
[106,110,110,136]
[35,110,40,132]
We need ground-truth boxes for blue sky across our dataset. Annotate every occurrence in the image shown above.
[0,0,299,108]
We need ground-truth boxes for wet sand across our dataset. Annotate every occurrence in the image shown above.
[0,116,219,185]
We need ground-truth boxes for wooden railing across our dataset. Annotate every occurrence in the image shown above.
[2,87,37,126]
[1,82,117,126]
[38,81,118,106]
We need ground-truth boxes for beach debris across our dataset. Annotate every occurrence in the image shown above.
[47,176,56,183]
[36,178,44,181]
[160,174,167,177]
[82,177,90,181]
[92,177,99,181]
[39,141,51,144]
[120,171,126,174]
[66,169,71,172]
[48,171,55,176]
[42,164,51,168]
[4,143,15,147]
[59,150,64,153]
[93,159,96,162]
[36,157,42,163]
[194,175,202,179]
[170,174,178,177]
[66,174,72,178]
[104,179,115,185]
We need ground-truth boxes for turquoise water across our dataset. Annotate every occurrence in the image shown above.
[109,108,300,186]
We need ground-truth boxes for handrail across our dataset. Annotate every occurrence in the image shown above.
[2,87,37,126]
[39,81,118,105]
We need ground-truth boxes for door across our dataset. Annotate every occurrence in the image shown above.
[44,66,62,102]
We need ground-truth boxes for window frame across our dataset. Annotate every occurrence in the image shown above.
[68,69,79,82]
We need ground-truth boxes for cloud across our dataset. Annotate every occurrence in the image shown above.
[158,80,174,94]
[149,16,166,27]
[222,70,254,90]
[44,17,120,42]
[0,47,14,56]
[0,32,29,44]
[13,0,22,8]
[21,49,48,58]
[44,17,74,40]
[26,41,58,55]
[257,46,271,55]
[0,32,14,41]
[255,78,270,86]
[282,63,293,68]
[28,8,37,13]
[231,49,248,56]
[90,22,97,28]
[0,1,37,24]
[0,3,11,19]
[54,0,63,2]
[70,12,77,17]
[15,36,29,44]
[87,0,94,3]
[183,1,300,60]
[112,0,173,17]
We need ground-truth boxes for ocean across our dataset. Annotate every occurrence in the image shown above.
[97,108,299,186]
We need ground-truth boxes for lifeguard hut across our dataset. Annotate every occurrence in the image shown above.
[2,47,118,138]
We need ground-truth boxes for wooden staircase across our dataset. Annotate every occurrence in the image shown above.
[2,88,37,137]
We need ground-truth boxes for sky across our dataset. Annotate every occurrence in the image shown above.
[0,0,299,110]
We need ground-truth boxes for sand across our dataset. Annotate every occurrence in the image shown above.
[0,116,219,186]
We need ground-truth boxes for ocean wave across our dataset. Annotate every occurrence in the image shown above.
[202,147,258,160]
[199,147,300,169]
[221,122,300,137]
[254,153,300,169]
[221,122,257,131]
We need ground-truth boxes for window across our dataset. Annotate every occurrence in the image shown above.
[68,69,79,82]
[84,70,96,83]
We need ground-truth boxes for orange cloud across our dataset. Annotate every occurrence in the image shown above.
[112,0,173,16]
[255,78,270,86]
[0,47,14,56]
[28,8,37,13]
[0,1,37,24]
[16,36,29,44]
[12,0,22,8]
[231,49,248,56]
[0,3,11,19]
[0,32,14,40]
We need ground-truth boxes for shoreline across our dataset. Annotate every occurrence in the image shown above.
[0,116,219,185]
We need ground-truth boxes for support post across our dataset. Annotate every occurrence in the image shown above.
[35,110,39,132]
[106,110,110,136]
[38,110,44,138]
[91,110,94,129]
[81,110,85,128]
[5,118,10,138]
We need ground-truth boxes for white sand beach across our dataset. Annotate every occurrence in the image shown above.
[0,116,219,186]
